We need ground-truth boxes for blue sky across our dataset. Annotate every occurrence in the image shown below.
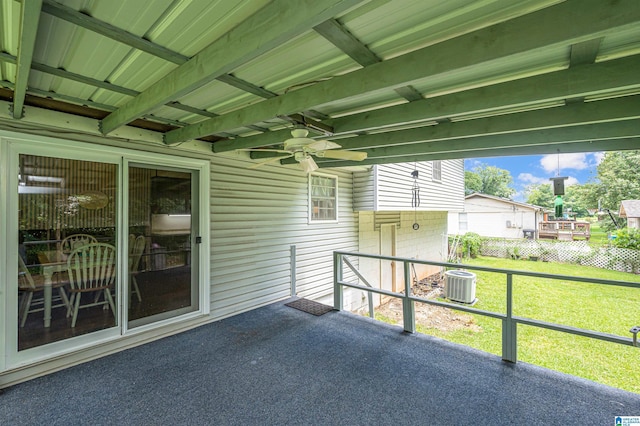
[465,152,604,201]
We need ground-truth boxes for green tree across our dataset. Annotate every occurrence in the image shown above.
[525,183,554,209]
[464,171,483,195]
[465,164,515,198]
[525,183,589,217]
[583,151,640,211]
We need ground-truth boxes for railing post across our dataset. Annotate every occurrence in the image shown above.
[502,273,517,363]
[290,245,296,296]
[334,252,343,311]
[402,261,415,333]
[368,290,375,319]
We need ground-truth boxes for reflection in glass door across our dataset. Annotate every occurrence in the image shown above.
[127,166,198,328]
[17,154,118,351]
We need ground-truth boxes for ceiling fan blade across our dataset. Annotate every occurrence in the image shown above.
[306,140,341,151]
[248,154,293,169]
[240,148,291,154]
[316,150,367,161]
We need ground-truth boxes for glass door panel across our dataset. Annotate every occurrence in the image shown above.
[17,154,118,351]
[127,166,197,328]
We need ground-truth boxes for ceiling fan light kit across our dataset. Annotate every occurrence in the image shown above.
[296,154,319,173]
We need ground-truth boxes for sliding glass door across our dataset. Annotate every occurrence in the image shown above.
[127,165,199,328]
[4,137,206,363]
[17,154,119,350]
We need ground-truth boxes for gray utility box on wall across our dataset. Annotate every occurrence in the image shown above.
[444,270,477,304]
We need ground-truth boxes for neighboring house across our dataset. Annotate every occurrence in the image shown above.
[448,193,545,239]
[619,200,640,229]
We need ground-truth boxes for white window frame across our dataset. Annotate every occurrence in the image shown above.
[308,172,338,223]
[432,160,442,182]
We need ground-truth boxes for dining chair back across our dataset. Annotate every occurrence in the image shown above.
[129,235,146,303]
[61,234,98,254]
[66,243,117,327]
[18,255,70,327]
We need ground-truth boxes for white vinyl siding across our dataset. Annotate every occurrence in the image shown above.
[209,156,358,319]
[352,168,376,210]
[353,160,464,211]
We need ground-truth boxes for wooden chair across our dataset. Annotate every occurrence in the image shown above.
[61,234,98,255]
[66,243,117,328]
[18,256,70,327]
[129,235,146,303]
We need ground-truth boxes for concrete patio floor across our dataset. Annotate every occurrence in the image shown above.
[1,298,638,425]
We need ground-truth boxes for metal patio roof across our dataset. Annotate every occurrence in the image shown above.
[1,0,639,167]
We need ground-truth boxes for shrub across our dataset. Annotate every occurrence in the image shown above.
[611,228,640,250]
[460,232,483,258]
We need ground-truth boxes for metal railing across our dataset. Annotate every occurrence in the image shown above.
[333,251,640,363]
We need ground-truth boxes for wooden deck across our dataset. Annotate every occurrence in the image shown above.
[538,221,591,241]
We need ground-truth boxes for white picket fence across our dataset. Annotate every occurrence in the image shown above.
[480,238,640,273]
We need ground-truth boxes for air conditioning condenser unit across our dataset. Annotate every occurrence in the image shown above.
[444,270,477,304]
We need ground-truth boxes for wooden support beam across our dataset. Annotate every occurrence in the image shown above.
[41,0,189,65]
[327,95,640,151]
[100,0,364,136]
[13,0,43,119]
[326,55,640,135]
[305,122,640,167]
[251,96,640,160]
[314,18,423,102]
[313,138,640,168]
[165,0,640,144]
[211,56,640,152]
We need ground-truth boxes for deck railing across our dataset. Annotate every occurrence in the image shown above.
[333,251,639,363]
[538,220,591,240]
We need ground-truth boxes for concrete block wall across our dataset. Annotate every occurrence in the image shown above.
[345,210,447,311]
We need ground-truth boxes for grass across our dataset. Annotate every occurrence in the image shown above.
[588,222,610,246]
[379,256,640,394]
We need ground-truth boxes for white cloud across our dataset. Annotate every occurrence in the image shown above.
[540,153,589,173]
[565,176,579,186]
[517,172,548,185]
[518,173,580,189]
[591,152,605,165]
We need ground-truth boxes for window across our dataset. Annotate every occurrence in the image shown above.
[459,213,468,232]
[432,160,442,181]
[309,173,338,222]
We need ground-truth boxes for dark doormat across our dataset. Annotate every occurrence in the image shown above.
[285,298,334,316]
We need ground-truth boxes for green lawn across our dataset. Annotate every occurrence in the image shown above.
[588,222,610,246]
[380,256,640,394]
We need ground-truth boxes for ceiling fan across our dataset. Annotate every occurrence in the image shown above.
[243,128,367,173]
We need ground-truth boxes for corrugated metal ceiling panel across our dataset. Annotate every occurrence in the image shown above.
[1,0,638,162]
